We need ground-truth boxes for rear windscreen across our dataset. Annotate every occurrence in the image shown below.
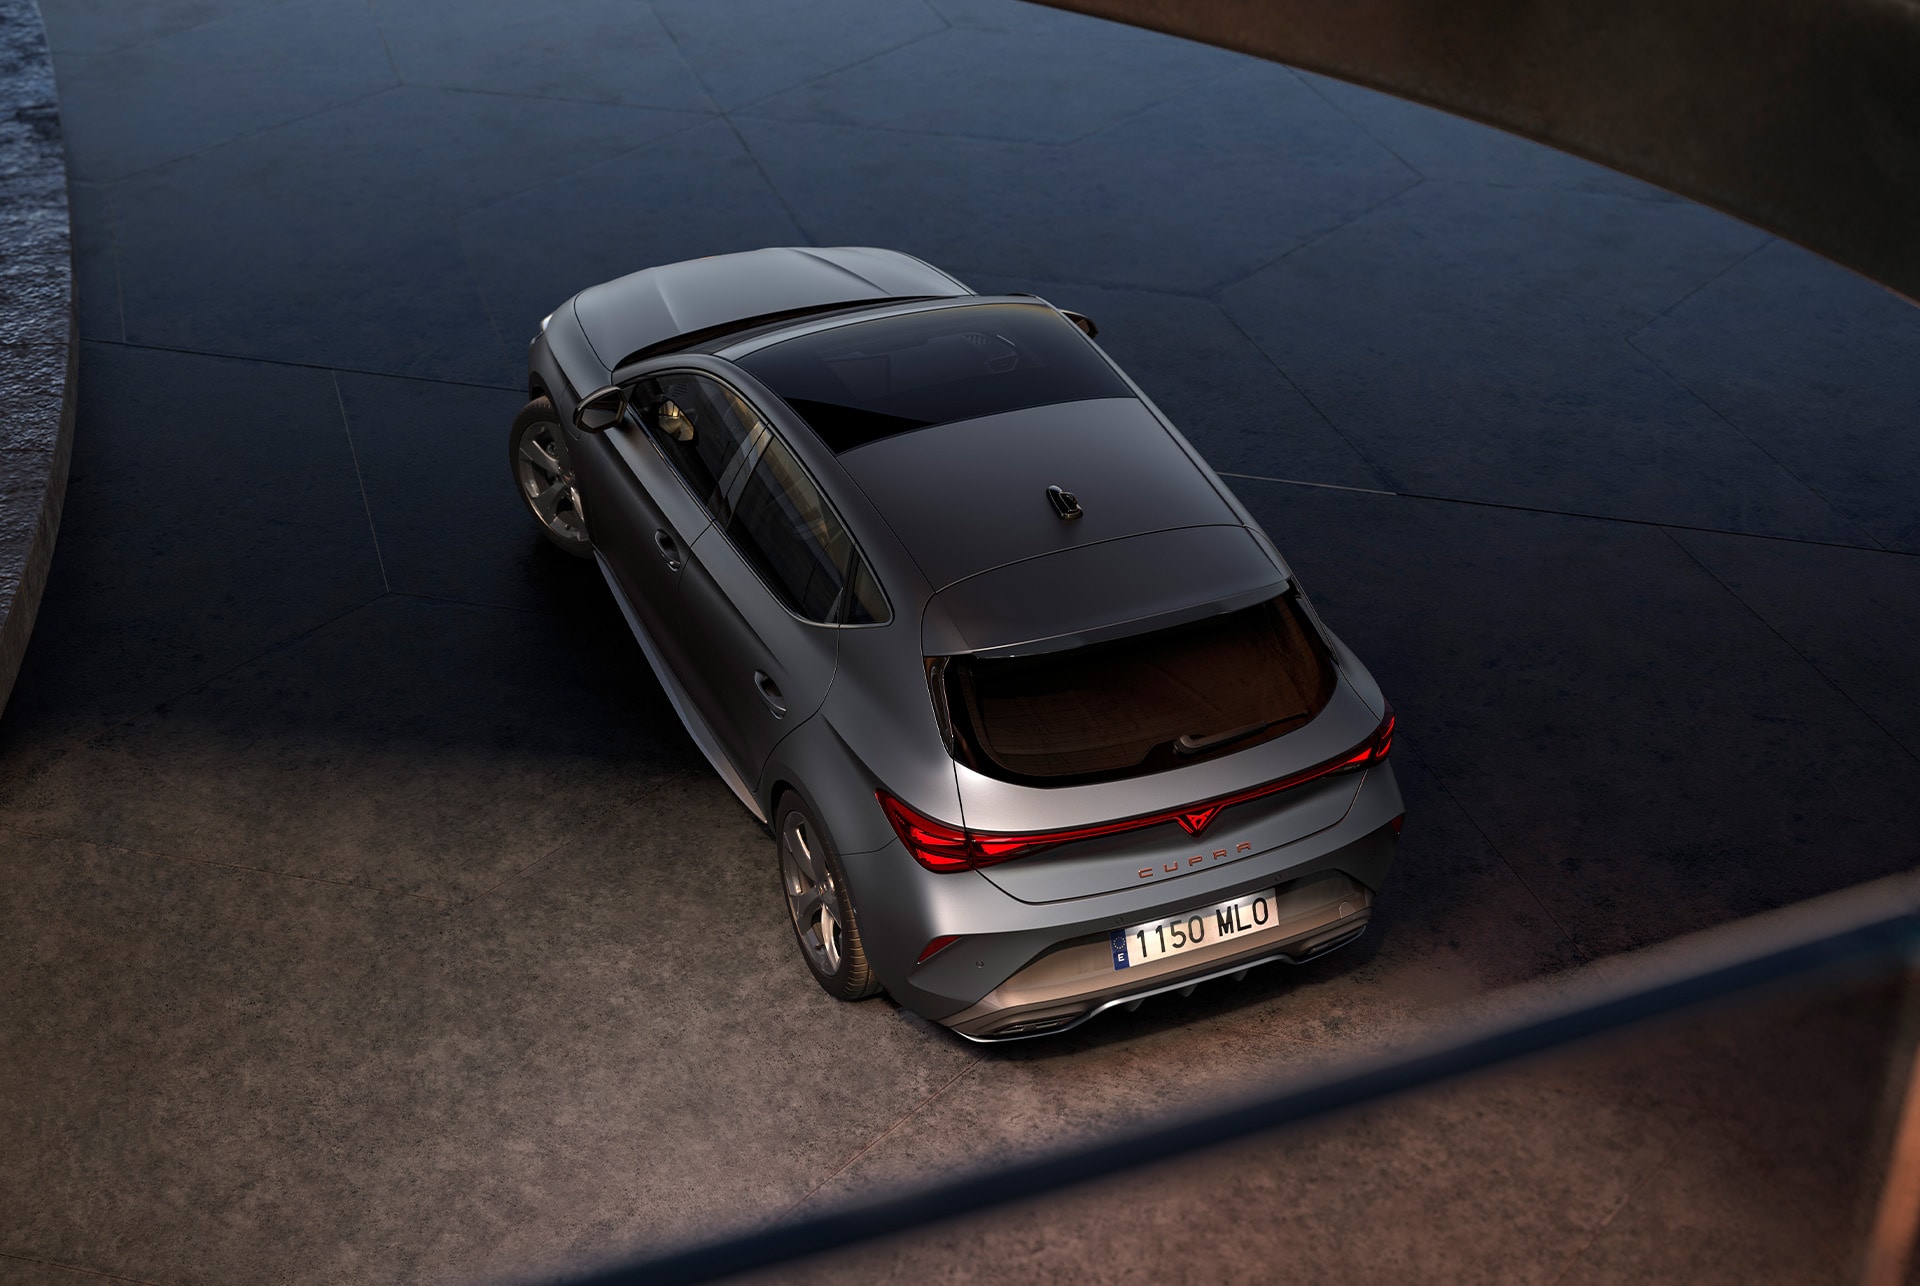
[735,302,1130,453]
[940,596,1336,786]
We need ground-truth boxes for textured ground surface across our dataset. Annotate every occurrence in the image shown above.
[4,0,1920,1282]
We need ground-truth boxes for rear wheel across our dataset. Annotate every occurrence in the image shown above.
[509,396,592,557]
[777,792,881,1001]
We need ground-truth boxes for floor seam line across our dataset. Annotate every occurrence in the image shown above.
[79,79,402,188]
[0,593,389,796]
[1218,472,1396,497]
[1058,62,1248,149]
[1219,472,1920,559]
[716,23,950,118]
[1206,308,1398,485]
[1545,1142,1675,1286]
[362,0,404,86]
[1205,171,1426,296]
[1404,737,1590,962]
[333,370,391,594]
[455,109,717,223]
[1291,65,1427,179]
[717,113,812,242]
[79,337,523,392]
[1660,529,1920,767]
[462,835,576,906]
[1625,234,1774,345]
[0,1249,166,1285]
[1625,332,1887,551]
[776,1055,986,1220]
[642,0,725,115]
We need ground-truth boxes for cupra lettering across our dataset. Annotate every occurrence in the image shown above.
[1138,840,1254,879]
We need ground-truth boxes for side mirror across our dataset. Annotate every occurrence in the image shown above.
[1061,310,1099,339]
[574,385,628,434]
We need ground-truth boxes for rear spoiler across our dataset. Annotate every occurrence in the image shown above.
[610,298,942,371]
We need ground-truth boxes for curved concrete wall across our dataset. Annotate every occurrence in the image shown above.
[1039,0,1920,302]
[0,0,74,717]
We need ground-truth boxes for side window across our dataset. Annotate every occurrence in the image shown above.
[631,373,755,514]
[631,372,890,625]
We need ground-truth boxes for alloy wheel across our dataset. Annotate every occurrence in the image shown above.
[781,813,845,976]
[514,420,588,547]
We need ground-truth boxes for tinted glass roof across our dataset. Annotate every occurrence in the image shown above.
[734,302,1130,453]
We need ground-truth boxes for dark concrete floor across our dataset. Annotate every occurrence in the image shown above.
[3,1,1919,1282]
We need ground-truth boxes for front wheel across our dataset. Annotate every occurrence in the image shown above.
[777,792,882,1001]
[508,396,592,558]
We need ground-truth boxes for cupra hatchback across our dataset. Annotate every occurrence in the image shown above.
[510,247,1403,1040]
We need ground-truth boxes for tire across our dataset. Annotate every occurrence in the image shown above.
[508,396,593,558]
[776,791,882,1001]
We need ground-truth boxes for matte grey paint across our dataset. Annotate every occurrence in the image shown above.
[521,247,1402,1035]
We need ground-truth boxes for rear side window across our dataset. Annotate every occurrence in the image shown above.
[940,596,1333,786]
[735,302,1131,453]
[631,372,889,625]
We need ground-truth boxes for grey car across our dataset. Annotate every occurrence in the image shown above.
[511,247,1403,1040]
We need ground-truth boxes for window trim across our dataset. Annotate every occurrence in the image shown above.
[618,366,893,630]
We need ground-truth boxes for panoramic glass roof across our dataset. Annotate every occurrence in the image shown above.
[735,302,1131,453]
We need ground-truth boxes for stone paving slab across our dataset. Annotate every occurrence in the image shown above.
[0,343,384,774]
[738,62,1419,295]
[1633,238,1920,553]
[372,0,715,112]
[50,0,398,184]
[1666,528,1920,762]
[652,0,947,112]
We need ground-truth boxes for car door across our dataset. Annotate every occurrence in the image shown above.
[568,383,711,668]
[672,384,857,786]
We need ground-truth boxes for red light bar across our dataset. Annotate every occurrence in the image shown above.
[881,703,1394,874]
[917,934,960,964]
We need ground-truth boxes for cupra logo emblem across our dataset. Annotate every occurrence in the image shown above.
[1175,804,1224,834]
[1139,839,1254,880]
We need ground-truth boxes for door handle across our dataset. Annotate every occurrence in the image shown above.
[652,529,681,572]
[753,671,787,718]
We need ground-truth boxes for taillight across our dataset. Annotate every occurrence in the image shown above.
[878,791,1133,872]
[877,792,973,872]
[879,701,1396,875]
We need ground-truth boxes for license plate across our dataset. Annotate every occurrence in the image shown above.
[1110,886,1279,970]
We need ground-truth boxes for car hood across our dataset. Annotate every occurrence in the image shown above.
[572,246,968,369]
[840,397,1245,592]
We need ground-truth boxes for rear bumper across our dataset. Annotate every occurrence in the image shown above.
[941,866,1375,1040]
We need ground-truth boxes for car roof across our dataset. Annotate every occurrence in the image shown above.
[573,246,970,369]
[730,299,1132,454]
[832,395,1248,593]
